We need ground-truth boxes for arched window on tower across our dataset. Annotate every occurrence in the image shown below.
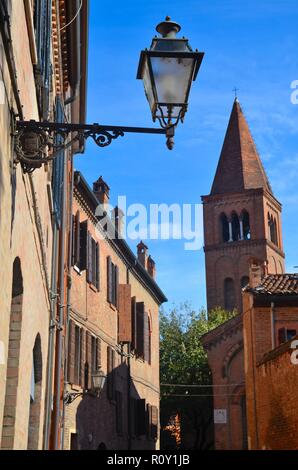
[224,278,236,312]
[220,213,230,243]
[241,211,250,240]
[268,213,278,246]
[231,212,240,242]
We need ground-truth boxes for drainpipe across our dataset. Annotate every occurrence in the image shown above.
[52,147,68,450]
[270,302,275,350]
[43,215,58,449]
[61,163,75,449]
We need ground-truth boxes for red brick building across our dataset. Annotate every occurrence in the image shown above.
[201,98,285,449]
[63,172,167,450]
[243,264,298,450]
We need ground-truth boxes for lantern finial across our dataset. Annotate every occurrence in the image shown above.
[156,17,181,38]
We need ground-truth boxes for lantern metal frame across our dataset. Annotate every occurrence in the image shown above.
[63,368,107,405]
[137,49,204,128]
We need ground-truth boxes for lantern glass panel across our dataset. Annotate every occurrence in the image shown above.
[150,56,195,104]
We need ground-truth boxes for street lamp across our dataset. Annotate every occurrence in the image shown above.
[137,16,204,138]
[64,368,106,405]
[14,18,204,172]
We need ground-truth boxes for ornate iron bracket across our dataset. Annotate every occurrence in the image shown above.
[13,120,174,173]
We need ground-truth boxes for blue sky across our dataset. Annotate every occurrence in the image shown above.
[75,0,298,311]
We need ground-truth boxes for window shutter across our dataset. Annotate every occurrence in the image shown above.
[87,232,93,284]
[118,284,132,343]
[151,406,158,440]
[146,404,152,440]
[107,346,115,401]
[136,302,145,358]
[144,311,149,363]
[136,399,146,436]
[96,242,100,290]
[97,338,101,368]
[131,297,137,351]
[130,398,136,438]
[67,320,75,384]
[107,257,113,303]
[71,215,75,266]
[80,329,85,388]
[115,265,119,308]
[84,331,92,390]
[278,327,286,345]
[80,221,88,270]
[116,391,123,436]
[74,210,80,266]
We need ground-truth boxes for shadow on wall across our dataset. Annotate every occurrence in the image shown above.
[74,361,158,450]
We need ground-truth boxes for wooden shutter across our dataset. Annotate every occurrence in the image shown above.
[278,327,286,345]
[107,256,113,303]
[115,265,119,308]
[118,284,132,343]
[151,406,158,440]
[84,331,92,389]
[87,232,93,284]
[116,391,123,436]
[131,297,137,351]
[144,311,149,363]
[107,346,113,400]
[71,215,75,266]
[136,399,146,436]
[80,329,85,388]
[97,338,101,368]
[136,302,145,358]
[130,398,136,438]
[95,242,100,290]
[67,319,75,383]
[74,210,80,266]
[146,404,152,439]
[80,221,88,270]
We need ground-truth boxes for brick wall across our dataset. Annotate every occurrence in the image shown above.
[243,291,298,449]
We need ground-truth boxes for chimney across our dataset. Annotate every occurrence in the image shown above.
[137,241,149,269]
[111,206,124,238]
[249,258,268,288]
[93,176,110,209]
[147,255,156,280]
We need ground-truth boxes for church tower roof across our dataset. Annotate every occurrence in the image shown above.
[211,99,272,195]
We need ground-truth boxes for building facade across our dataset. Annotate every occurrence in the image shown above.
[201,98,285,449]
[0,0,88,449]
[243,264,298,450]
[63,173,166,450]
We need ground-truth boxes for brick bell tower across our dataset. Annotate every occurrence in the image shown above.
[202,98,285,313]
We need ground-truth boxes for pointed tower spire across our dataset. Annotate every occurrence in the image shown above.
[211,99,272,195]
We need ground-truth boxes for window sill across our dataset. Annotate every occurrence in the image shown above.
[88,283,99,293]
[73,265,82,275]
[109,302,118,312]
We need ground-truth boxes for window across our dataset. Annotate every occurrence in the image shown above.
[242,210,250,240]
[268,213,278,246]
[52,98,65,226]
[33,0,52,119]
[74,326,82,385]
[91,336,101,373]
[144,313,151,365]
[224,278,235,311]
[147,404,158,441]
[72,219,100,289]
[231,212,240,241]
[131,301,151,363]
[116,391,123,436]
[278,328,297,345]
[107,346,116,401]
[87,233,100,289]
[107,257,119,307]
[220,213,229,242]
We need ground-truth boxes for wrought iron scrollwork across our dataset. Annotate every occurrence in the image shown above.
[13,119,169,172]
